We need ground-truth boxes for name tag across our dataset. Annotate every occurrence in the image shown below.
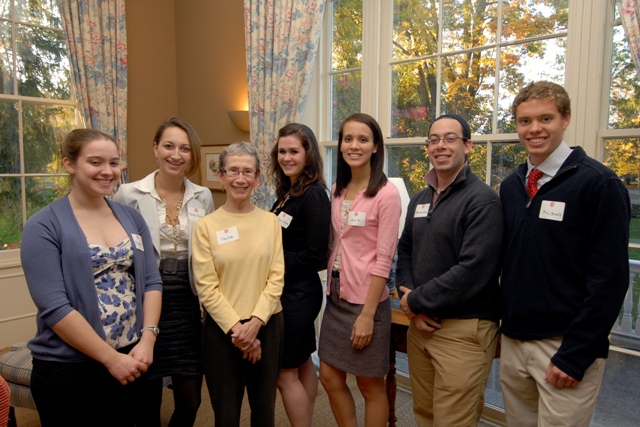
[277,211,293,228]
[414,204,430,218]
[216,226,240,244]
[539,200,565,222]
[131,234,144,251]
[347,211,366,227]
[188,206,205,221]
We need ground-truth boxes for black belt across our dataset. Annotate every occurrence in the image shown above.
[159,257,189,275]
[331,270,340,278]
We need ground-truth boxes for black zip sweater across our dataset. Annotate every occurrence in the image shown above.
[397,165,503,321]
[500,146,631,381]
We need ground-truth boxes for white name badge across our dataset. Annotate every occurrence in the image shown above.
[216,226,240,244]
[131,234,144,251]
[188,206,205,221]
[414,203,430,218]
[539,200,565,222]
[347,211,366,227]
[277,211,293,228]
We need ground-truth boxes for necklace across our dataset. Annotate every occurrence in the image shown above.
[274,192,290,211]
[155,181,185,252]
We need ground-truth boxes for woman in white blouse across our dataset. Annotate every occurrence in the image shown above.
[114,118,214,426]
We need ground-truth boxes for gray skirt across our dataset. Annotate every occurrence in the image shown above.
[318,277,391,377]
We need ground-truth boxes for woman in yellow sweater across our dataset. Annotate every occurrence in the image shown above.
[192,142,285,427]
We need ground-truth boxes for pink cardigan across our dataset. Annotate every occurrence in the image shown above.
[328,181,401,304]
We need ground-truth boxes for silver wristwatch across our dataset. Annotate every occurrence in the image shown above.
[141,325,160,337]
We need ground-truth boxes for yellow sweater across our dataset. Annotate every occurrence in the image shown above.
[192,207,284,333]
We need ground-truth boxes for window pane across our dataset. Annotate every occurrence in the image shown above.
[501,0,568,42]
[26,175,68,218]
[440,48,496,134]
[391,59,437,138]
[468,142,487,184]
[0,176,22,250]
[0,100,19,173]
[392,0,438,60]
[331,70,361,140]
[387,145,428,197]
[442,0,498,52]
[23,103,75,173]
[0,1,10,20]
[16,23,70,99]
[0,20,15,94]
[490,142,527,190]
[604,137,639,260]
[497,38,566,133]
[325,147,338,187]
[332,0,362,70]
[15,0,62,28]
[608,24,640,130]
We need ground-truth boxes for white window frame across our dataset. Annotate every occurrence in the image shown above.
[316,0,640,182]
[0,0,77,259]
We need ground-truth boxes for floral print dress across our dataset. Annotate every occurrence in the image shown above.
[90,238,138,349]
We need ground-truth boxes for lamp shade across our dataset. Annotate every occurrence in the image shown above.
[228,110,250,132]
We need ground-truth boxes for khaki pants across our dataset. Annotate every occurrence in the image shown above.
[500,335,605,427]
[407,318,499,427]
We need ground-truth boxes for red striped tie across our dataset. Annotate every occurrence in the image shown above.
[526,169,544,199]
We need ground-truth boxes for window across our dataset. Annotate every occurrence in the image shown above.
[318,0,640,422]
[324,0,569,195]
[0,0,76,250]
[602,4,640,261]
[321,0,638,256]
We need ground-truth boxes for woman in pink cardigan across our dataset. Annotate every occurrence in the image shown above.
[318,113,401,427]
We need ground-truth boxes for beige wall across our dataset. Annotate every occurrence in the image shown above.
[126,0,179,182]
[0,0,249,348]
[174,1,249,207]
[0,252,36,348]
[127,0,248,206]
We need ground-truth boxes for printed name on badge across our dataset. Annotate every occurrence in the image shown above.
[216,226,240,244]
[539,200,565,222]
[278,211,293,228]
[188,206,205,221]
[347,211,366,227]
[414,203,430,218]
[131,234,144,251]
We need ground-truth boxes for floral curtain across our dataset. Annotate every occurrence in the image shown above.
[617,0,640,77]
[58,0,129,181]
[244,0,326,208]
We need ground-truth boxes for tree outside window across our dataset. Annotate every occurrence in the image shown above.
[0,0,76,250]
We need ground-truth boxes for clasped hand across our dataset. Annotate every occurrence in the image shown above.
[231,318,263,364]
[399,286,442,333]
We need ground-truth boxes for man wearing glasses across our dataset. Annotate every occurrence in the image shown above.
[397,114,503,426]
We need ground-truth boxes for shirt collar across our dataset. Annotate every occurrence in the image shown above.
[527,141,572,178]
[426,163,468,193]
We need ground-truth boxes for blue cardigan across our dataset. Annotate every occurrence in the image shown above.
[21,195,163,362]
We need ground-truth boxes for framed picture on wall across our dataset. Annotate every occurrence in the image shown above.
[200,146,226,190]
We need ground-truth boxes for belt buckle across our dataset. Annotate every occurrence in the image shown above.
[162,258,178,275]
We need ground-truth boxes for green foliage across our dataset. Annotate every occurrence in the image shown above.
[0,1,73,250]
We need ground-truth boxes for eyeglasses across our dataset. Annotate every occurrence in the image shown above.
[425,135,466,146]
[222,168,257,178]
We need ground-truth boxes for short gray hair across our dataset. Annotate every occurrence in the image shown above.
[217,142,260,173]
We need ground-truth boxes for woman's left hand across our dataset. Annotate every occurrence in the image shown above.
[129,337,155,369]
[351,314,374,350]
[242,339,262,364]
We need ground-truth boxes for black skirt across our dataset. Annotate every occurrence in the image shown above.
[281,273,323,369]
[146,271,202,379]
